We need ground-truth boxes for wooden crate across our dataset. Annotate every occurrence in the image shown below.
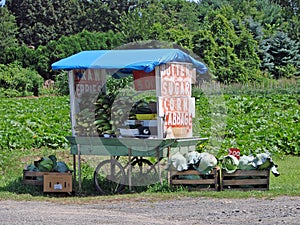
[43,173,72,193]
[170,167,220,191]
[23,170,51,185]
[221,169,270,191]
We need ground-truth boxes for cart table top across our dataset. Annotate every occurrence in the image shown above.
[66,136,208,156]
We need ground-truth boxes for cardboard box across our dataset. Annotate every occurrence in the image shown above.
[43,173,72,193]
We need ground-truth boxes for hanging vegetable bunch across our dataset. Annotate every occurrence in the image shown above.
[94,76,133,136]
[94,93,115,136]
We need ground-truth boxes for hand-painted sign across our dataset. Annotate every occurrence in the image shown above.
[159,63,195,138]
[73,69,106,97]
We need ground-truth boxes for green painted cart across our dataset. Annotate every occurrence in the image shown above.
[67,136,207,194]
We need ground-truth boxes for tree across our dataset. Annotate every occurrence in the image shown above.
[271,0,299,16]
[7,0,80,47]
[0,7,18,57]
[78,0,140,33]
[115,0,173,42]
[259,31,300,78]
[0,30,124,80]
[192,7,262,83]
[115,0,200,44]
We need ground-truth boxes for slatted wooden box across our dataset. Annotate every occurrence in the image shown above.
[170,167,220,191]
[23,170,50,185]
[221,169,270,191]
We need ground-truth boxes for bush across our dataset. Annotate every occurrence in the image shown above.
[0,63,43,97]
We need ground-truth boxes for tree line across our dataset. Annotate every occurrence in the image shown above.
[0,0,299,96]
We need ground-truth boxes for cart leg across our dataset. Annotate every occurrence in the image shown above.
[167,146,171,185]
[73,154,76,190]
[78,145,81,191]
[156,147,163,185]
[128,148,132,191]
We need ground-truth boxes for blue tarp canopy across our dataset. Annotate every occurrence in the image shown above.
[51,49,207,74]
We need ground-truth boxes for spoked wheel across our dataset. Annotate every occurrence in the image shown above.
[94,158,126,195]
[129,157,159,186]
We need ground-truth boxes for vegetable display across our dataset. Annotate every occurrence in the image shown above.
[169,151,280,177]
[221,152,280,176]
[25,154,71,173]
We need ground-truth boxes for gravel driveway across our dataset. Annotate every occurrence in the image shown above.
[1,196,299,225]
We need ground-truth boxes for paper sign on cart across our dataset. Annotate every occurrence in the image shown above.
[133,70,156,91]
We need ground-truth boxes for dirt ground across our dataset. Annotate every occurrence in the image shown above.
[1,196,299,225]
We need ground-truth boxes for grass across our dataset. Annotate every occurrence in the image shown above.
[0,154,299,203]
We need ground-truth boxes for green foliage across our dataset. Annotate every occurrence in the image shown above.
[259,31,300,79]
[192,8,262,83]
[53,71,69,96]
[287,14,300,41]
[223,94,299,156]
[0,103,71,179]
[0,86,299,197]
[116,0,199,46]
[0,63,43,97]
[1,30,124,80]
[146,179,186,193]
[0,7,18,55]
[0,96,71,151]
[115,2,168,42]
[1,155,299,198]
[52,30,124,59]
[80,0,139,33]
[193,81,300,157]
[252,0,284,30]
[45,30,124,79]
[1,81,297,160]
[7,0,80,47]
[1,45,36,68]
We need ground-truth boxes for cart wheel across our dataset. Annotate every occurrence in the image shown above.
[129,157,158,186]
[94,159,126,195]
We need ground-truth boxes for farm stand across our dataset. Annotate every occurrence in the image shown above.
[52,49,208,194]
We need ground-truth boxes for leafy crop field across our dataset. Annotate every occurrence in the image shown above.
[0,82,299,198]
[194,81,299,157]
[0,96,71,150]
